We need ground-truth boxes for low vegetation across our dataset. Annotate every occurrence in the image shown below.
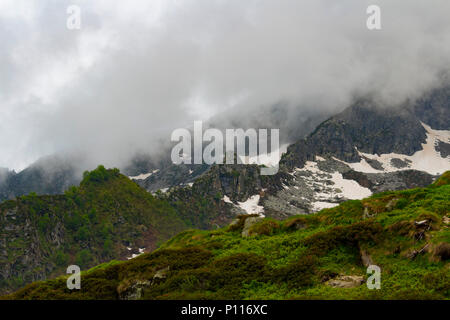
[3,172,449,300]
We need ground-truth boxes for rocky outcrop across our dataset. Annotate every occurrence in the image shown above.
[118,279,151,300]
[153,266,170,279]
[326,275,365,288]
[436,141,450,158]
[280,99,430,170]
[241,216,264,238]
[410,85,450,130]
[342,170,436,194]
[359,248,374,267]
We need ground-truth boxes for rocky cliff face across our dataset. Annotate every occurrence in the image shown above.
[159,164,267,229]
[261,87,449,215]
[0,196,67,291]
[281,101,428,168]
[156,86,449,220]
[411,85,450,130]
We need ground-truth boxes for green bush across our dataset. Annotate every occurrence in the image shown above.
[76,250,94,269]
[37,213,51,234]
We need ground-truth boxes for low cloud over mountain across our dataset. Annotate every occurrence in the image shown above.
[1,0,450,171]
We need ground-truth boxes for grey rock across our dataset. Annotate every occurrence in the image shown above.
[390,158,410,169]
[241,216,263,238]
[360,248,374,267]
[153,266,170,279]
[119,280,151,300]
[326,275,365,288]
[435,141,450,158]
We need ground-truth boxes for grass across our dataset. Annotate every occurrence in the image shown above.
[2,171,449,300]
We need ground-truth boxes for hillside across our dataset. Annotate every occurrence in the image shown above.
[0,166,188,294]
[5,172,449,300]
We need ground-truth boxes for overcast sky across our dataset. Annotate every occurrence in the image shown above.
[1,0,450,171]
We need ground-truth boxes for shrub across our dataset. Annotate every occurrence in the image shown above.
[395,198,409,210]
[284,216,308,230]
[54,250,69,266]
[248,219,279,236]
[76,249,94,269]
[423,269,450,297]
[37,213,51,234]
[303,221,383,256]
[273,255,318,289]
[227,214,260,232]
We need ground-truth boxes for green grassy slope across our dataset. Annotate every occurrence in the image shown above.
[0,166,188,293]
[3,172,449,300]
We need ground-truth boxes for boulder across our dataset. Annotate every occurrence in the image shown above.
[241,216,263,238]
[443,215,450,225]
[360,248,373,267]
[153,266,170,279]
[118,280,151,300]
[326,275,365,288]
[285,217,307,230]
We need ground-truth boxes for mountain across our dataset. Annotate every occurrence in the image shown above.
[150,86,449,225]
[0,166,188,294]
[1,86,447,208]
[0,85,448,295]
[261,89,449,214]
[0,155,81,202]
[125,102,331,192]
[4,172,449,300]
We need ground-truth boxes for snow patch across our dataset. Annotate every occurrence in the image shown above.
[296,161,323,174]
[239,144,289,167]
[296,161,372,212]
[338,123,450,175]
[222,195,233,204]
[127,248,146,260]
[328,171,372,199]
[129,169,159,180]
[315,155,326,162]
[312,201,339,211]
[237,195,264,216]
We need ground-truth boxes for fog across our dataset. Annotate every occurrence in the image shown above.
[1,0,449,172]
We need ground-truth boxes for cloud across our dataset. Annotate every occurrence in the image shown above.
[1,0,450,171]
